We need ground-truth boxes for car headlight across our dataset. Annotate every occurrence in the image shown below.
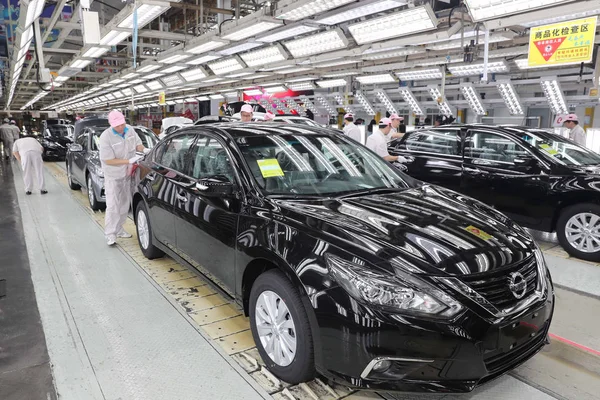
[326,254,463,319]
[533,246,551,294]
[42,139,57,148]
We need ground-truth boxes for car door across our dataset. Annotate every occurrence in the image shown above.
[173,133,240,294]
[143,134,197,247]
[72,130,89,184]
[462,128,550,228]
[389,128,463,191]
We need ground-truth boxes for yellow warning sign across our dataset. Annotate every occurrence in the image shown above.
[464,225,493,241]
[257,159,284,178]
[158,91,166,106]
[528,16,597,68]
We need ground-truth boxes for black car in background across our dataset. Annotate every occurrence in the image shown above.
[66,124,158,210]
[389,124,600,261]
[132,123,553,393]
[41,124,73,160]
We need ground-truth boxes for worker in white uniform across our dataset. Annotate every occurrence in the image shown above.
[0,118,15,160]
[388,114,405,142]
[98,110,149,246]
[563,114,586,146]
[343,113,361,142]
[10,120,21,141]
[12,136,47,195]
[240,104,254,122]
[366,118,403,162]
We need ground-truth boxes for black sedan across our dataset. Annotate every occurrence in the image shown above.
[41,124,73,160]
[66,124,158,210]
[132,123,553,393]
[389,124,600,261]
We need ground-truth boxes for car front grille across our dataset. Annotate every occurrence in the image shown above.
[460,257,538,310]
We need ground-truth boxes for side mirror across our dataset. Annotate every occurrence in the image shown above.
[514,156,537,168]
[69,143,83,152]
[195,176,235,197]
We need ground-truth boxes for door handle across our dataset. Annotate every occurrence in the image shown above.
[146,173,155,182]
[175,190,188,202]
[464,166,489,174]
[472,159,494,166]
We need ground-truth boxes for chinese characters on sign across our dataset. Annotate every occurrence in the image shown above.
[528,16,597,67]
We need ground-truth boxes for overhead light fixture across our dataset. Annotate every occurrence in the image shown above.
[428,85,453,117]
[174,99,185,104]
[162,65,187,74]
[144,72,165,79]
[203,77,224,83]
[315,0,404,25]
[146,80,163,90]
[316,78,347,88]
[285,76,317,82]
[348,5,437,45]
[323,71,359,78]
[316,95,337,116]
[118,2,169,29]
[461,84,486,116]
[227,71,255,78]
[161,74,184,86]
[312,59,358,68]
[196,96,210,101]
[221,18,283,41]
[355,74,396,84]
[133,84,149,94]
[333,94,353,113]
[210,94,225,100]
[83,47,109,58]
[496,81,524,115]
[276,0,355,21]
[180,67,208,82]
[23,0,46,27]
[427,33,513,51]
[244,89,263,96]
[463,0,573,22]
[55,76,70,82]
[354,91,376,115]
[219,42,263,56]
[208,56,246,75]
[396,68,443,81]
[100,30,131,46]
[256,24,318,43]
[362,47,424,61]
[159,53,191,64]
[284,29,348,58]
[240,44,288,67]
[71,59,92,69]
[448,60,508,76]
[398,88,424,115]
[300,95,317,112]
[287,82,315,91]
[122,72,140,80]
[110,78,125,84]
[137,63,161,73]
[129,78,145,84]
[264,85,287,94]
[186,37,229,54]
[375,90,398,114]
[541,77,569,115]
[186,54,221,65]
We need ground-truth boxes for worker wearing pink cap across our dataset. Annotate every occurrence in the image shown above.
[563,114,586,146]
[264,111,276,121]
[366,118,402,162]
[343,113,361,142]
[240,104,254,122]
[389,114,405,141]
[98,110,149,246]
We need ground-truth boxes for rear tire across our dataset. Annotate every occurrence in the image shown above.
[249,269,315,384]
[557,203,600,261]
[135,201,164,259]
[67,163,81,190]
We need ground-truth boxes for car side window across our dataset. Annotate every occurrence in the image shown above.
[465,130,530,163]
[77,132,89,150]
[186,136,235,182]
[156,134,196,173]
[404,129,461,155]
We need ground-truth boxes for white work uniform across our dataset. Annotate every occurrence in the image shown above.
[366,130,391,158]
[343,122,361,143]
[98,126,142,239]
[13,137,45,192]
[0,123,14,158]
[569,125,586,146]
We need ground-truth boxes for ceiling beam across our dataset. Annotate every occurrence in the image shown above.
[169,2,234,15]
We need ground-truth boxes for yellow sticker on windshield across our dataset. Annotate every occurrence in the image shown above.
[257,159,284,178]
[464,225,493,241]
[540,144,558,155]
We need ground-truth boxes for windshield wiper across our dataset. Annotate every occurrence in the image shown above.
[336,187,406,199]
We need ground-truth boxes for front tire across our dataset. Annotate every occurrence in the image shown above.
[557,203,600,261]
[135,201,164,259]
[87,175,104,211]
[67,163,81,190]
[249,270,315,384]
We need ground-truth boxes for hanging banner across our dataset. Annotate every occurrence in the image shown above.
[158,92,166,105]
[528,16,597,68]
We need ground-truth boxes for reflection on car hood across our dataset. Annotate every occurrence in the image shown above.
[275,185,534,276]
[44,136,72,147]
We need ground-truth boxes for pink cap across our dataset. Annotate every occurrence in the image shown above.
[564,113,579,122]
[264,111,276,121]
[108,110,126,127]
[241,104,254,113]
[390,114,404,121]
[344,113,354,119]
[379,118,392,126]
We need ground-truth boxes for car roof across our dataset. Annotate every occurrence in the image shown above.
[178,122,335,138]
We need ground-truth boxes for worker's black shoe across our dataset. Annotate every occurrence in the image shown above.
[41,190,48,195]
[26,191,32,195]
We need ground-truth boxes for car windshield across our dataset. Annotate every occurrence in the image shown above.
[237,134,411,196]
[47,125,70,138]
[508,128,600,166]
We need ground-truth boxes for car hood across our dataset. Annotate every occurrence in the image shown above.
[274,185,535,276]
[44,136,72,146]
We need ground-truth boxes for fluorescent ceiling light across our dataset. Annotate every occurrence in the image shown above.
[397,68,442,81]
[100,30,131,46]
[224,92,238,98]
[162,65,187,74]
[312,59,357,68]
[122,72,139,79]
[105,93,115,100]
[185,98,198,102]
[144,72,165,80]
[276,0,355,21]
[363,47,424,61]
[356,74,395,84]
[71,59,92,69]
[174,99,185,104]
[161,74,184,86]
[146,80,163,90]
[286,76,318,82]
[248,74,273,79]
[159,53,191,64]
[137,64,161,73]
[315,95,337,116]
[133,84,149,93]
[349,5,437,45]
[315,0,404,25]
[257,24,318,43]
[210,94,224,100]
[186,38,229,54]
[461,84,486,116]
[316,79,347,88]
[24,0,46,27]
[244,89,263,96]
[180,67,208,82]
[448,60,508,76]
[541,77,568,115]
[427,33,512,51]
[186,54,221,65]
[323,71,359,78]
[284,29,348,58]
[274,67,312,74]
[203,77,224,83]
[496,81,524,115]
[264,85,287,94]
[428,85,453,117]
[129,78,145,84]
[221,20,283,41]
[355,91,376,115]
[55,76,70,82]
[166,100,176,105]
[219,42,263,56]
[227,72,255,78]
[118,3,169,29]
[196,96,210,101]
[398,88,423,115]
[240,45,288,67]
[287,82,315,91]
[464,0,573,22]
[83,47,109,58]
[110,78,125,84]
[208,56,246,75]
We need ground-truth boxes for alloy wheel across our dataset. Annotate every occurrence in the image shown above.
[565,212,600,253]
[255,290,297,367]
[87,177,95,206]
[137,209,150,250]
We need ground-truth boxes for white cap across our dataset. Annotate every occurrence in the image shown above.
[241,104,253,113]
